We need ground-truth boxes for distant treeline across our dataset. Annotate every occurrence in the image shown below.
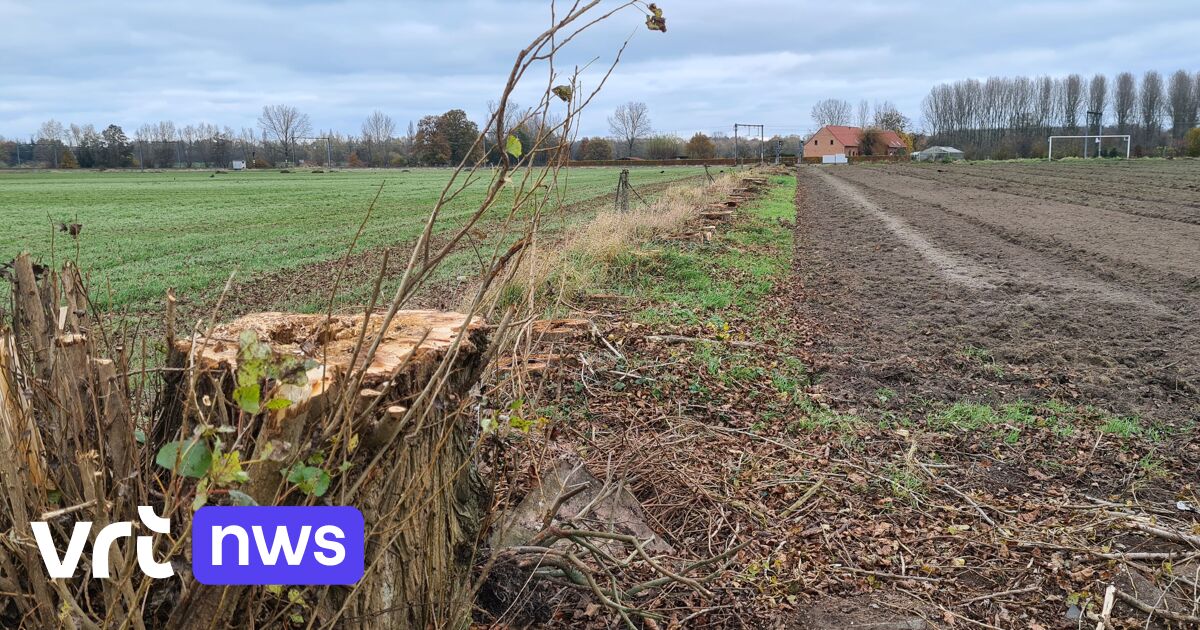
[0,101,806,169]
[922,70,1200,159]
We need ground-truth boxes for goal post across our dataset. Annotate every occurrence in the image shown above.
[1047,135,1131,160]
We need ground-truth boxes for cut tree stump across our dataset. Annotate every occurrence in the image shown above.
[700,210,734,222]
[529,318,591,343]
[166,309,490,630]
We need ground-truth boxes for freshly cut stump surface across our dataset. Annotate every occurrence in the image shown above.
[169,309,489,630]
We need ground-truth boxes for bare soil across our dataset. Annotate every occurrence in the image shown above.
[794,164,1200,424]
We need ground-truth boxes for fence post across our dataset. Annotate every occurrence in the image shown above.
[615,169,630,213]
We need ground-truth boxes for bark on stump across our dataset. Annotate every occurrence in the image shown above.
[167,310,488,630]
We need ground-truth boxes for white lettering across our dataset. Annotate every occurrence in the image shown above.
[252,525,310,566]
[31,521,92,579]
[313,525,346,566]
[92,521,132,578]
[211,525,250,566]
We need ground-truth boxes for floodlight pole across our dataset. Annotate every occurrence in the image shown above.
[298,136,333,167]
[1085,111,1102,158]
[733,123,765,167]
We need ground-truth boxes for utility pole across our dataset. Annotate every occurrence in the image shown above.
[298,136,334,167]
[733,123,765,166]
[733,124,738,166]
[1085,110,1102,158]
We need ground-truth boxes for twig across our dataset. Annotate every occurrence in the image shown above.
[645,334,765,350]
[939,482,999,528]
[1113,588,1200,624]
[779,478,824,518]
[1125,519,1200,546]
[833,566,944,583]
[590,321,625,361]
[37,499,99,521]
[1094,584,1115,630]
[956,583,1040,607]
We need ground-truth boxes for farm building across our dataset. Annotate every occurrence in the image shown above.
[803,125,907,159]
[915,146,965,161]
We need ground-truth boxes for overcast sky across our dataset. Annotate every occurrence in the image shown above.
[2,0,1198,140]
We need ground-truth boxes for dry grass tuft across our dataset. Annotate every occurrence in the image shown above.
[490,173,739,311]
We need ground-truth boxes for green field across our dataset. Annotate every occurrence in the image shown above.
[0,167,704,309]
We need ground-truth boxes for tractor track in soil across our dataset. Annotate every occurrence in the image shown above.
[872,164,1200,226]
[789,165,1199,424]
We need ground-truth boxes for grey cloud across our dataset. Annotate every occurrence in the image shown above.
[1,0,1197,139]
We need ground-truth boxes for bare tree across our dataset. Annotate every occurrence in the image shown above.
[872,100,909,132]
[1166,69,1196,138]
[1139,71,1165,142]
[258,104,312,165]
[1061,74,1084,132]
[1112,72,1136,134]
[1088,74,1107,124]
[37,119,65,167]
[179,124,199,168]
[1037,75,1055,132]
[607,101,651,158]
[811,98,851,127]
[361,110,396,166]
[856,99,870,129]
[1195,72,1200,130]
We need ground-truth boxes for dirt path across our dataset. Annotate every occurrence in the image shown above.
[792,165,1199,423]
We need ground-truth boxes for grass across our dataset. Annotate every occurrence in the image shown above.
[624,176,796,325]
[924,399,1186,445]
[0,166,705,309]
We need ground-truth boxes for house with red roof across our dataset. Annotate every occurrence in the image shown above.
[803,125,907,159]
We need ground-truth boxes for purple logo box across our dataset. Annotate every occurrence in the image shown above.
[193,506,364,585]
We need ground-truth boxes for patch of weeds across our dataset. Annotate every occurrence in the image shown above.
[772,372,802,399]
[1099,415,1142,438]
[1137,454,1168,480]
[1141,419,1180,443]
[882,465,926,505]
[932,402,1001,430]
[961,345,992,362]
[763,356,809,405]
[876,413,914,430]
[725,362,764,384]
[612,176,796,324]
[695,344,723,375]
[1044,399,1074,415]
[876,387,898,405]
[496,282,524,310]
[788,400,865,436]
[960,345,1004,377]
[999,402,1036,424]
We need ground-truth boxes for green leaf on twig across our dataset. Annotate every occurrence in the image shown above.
[287,464,331,497]
[155,438,212,478]
[506,134,523,158]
